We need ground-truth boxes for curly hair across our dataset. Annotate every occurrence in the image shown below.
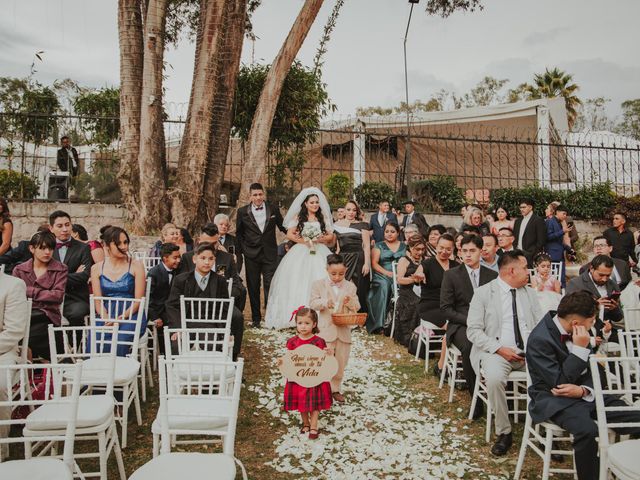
[296,194,327,234]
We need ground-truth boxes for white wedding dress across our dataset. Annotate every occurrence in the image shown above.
[264,220,332,329]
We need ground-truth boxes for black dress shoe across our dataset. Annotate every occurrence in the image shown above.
[491,433,513,456]
[471,401,484,420]
[251,321,261,328]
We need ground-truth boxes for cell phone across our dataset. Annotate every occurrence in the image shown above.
[216,265,226,275]
[228,246,235,255]
[608,291,621,301]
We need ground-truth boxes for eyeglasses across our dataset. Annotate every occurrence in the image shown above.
[519,206,528,210]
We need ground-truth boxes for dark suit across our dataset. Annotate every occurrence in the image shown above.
[440,264,498,393]
[369,211,397,243]
[235,202,286,325]
[53,238,92,326]
[526,312,640,480]
[147,263,174,322]
[513,213,546,265]
[166,270,244,360]
[219,233,242,272]
[579,259,631,291]
[566,270,623,325]
[401,212,429,239]
[56,146,79,176]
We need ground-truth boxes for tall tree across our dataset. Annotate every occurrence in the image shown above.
[573,97,614,133]
[238,0,325,207]
[137,0,170,231]
[525,67,582,130]
[617,99,640,141]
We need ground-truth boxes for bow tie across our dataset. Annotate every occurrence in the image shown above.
[330,282,342,288]
[56,241,71,249]
[254,206,264,211]
[560,334,572,343]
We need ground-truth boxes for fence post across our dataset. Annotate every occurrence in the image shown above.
[537,106,551,188]
[353,119,366,187]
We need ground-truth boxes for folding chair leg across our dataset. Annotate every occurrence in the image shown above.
[415,335,422,360]
[424,339,431,371]
[133,381,142,425]
[121,386,129,449]
[468,379,480,420]
[140,354,147,403]
[513,415,531,479]
[98,430,108,480]
[485,399,492,443]
[448,364,456,403]
[111,422,126,480]
[153,433,160,458]
[146,352,154,388]
[438,350,447,389]
[542,429,553,480]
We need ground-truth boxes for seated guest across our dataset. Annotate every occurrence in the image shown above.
[453,233,465,263]
[579,236,631,291]
[461,207,491,236]
[415,234,459,375]
[461,224,481,236]
[441,234,498,416]
[0,268,28,460]
[214,213,243,272]
[50,210,92,328]
[566,255,623,327]
[72,224,104,265]
[496,227,515,256]
[480,233,499,272]
[366,222,406,334]
[0,197,13,258]
[424,224,446,259]
[467,250,542,455]
[149,223,180,257]
[531,253,562,294]
[393,236,427,347]
[176,227,194,255]
[90,226,146,357]
[526,291,640,480]
[147,243,182,354]
[166,243,243,360]
[13,232,68,360]
[0,223,50,274]
[402,224,420,243]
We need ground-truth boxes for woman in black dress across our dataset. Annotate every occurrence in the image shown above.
[424,224,446,259]
[334,200,371,312]
[415,233,459,376]
[393,236,427,347]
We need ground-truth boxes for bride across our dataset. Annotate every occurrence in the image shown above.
[264,187,336,329]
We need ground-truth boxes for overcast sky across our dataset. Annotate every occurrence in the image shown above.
[1,0,638,121]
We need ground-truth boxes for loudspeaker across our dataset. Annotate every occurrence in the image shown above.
[47,175,68,200]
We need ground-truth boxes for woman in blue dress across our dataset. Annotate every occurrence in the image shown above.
[90,226,146,356]
[366,222,406,334]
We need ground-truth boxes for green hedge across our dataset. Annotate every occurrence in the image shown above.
[489,183,616,220]
[353,181,397,210]
[323,173,351,209]
[0,170,40,199]
[412,175,465,213]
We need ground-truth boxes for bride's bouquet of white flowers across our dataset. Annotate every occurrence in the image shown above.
[300,223,322,255]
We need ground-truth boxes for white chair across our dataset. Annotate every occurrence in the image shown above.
[141,256,162,273]
[439,344,466,402]
[139,278,154,402]
[11,300,32,408]
[0,264,5,274]
[88,294,146,448]
[468,368,528,442]
[388,261,400,338]
[130,357,247,480]
[179,296,235,359]
[0,363,83,479]
[590,356,640,480]
[414,319,444,372]
[45,324,125,480]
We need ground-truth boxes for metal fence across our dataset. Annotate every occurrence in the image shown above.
[2,112,640,204]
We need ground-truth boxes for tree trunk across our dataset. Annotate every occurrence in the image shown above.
[136,0,170,233]
[237,0,324,207]
[117,0,144,221]
[200,0,247,225]
[170,0,228,229]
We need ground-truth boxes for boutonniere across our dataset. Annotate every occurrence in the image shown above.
[269,215,276,219]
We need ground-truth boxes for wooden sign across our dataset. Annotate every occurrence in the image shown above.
[279,344,339,388]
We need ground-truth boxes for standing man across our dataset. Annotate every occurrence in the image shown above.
[56,136,79,177]
[545,204,571,287]
[480,234,500,272]
[513,199,546,265]
[440,234,498,416]
[467,250,542,455]
[401,200,429,239]
[603,211,636,267]
[369,200,397,244]
[49,210,92,327]
[235,183,286,328]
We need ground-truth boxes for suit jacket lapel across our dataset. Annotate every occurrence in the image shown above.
[545,313,569,353]
[246,205,259,230]
[458,266,473,297]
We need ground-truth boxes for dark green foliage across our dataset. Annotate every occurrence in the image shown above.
[265,149,305,207]
[0,169,40,199]
[353,182,397,210]
[323,173,352,209]
[610,195,640,225]
[489,183,615,220]
[73,87,120,147]
[412,175,465,213]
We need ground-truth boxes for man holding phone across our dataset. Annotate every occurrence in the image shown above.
[467,250,543,456]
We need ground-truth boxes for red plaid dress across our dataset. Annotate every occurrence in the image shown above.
[283,335,333,412]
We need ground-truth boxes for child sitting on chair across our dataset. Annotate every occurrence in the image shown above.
[310,253,360,403]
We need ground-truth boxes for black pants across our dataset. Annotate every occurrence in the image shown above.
[29,311,64,361]
[551,395,640,480]
[448,326,475,394]
[244,256,277,325]
[62,299,90,327]
[233,286,247,312]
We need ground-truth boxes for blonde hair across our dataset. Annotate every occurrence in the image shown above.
[160,223,178,241]
[463,207,483,226]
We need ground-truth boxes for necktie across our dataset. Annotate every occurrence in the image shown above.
[56,241,71,249]
[471,270,478,288]
[560,334,572,343]
[510,289,524,350]
[199,276,208,291]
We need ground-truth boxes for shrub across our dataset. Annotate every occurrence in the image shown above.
[353,181,396,210]
[0,169,40,199]
[323,173,352,208]
[611,195,640,225]
[412,175,465,213]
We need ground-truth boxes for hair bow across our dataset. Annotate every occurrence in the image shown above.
[289,305,306,323]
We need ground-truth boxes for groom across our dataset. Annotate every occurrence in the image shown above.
[236,183,287,327]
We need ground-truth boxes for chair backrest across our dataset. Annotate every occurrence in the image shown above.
[18,299,33,364]
[89,294,146,359]
[144,277,152,320]
[619,331,640,390]
[622,306,640,332]
[179,296,234,330]
[163,327,232,360]
[157,357,244,455]
[141,256,161,273]
[0,362,83,468]
[227,278,233,297]
[391,261,399,302]
[551,262,562,281]
[131,251,147,260]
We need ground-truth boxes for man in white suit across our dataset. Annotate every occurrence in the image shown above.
[467,250,543,456]
[0,271,29,459]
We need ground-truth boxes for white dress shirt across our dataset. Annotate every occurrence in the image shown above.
[517,212,532,249]
[252,204,267,232]
[551,315,594,401]
[464,264,481,289]
[377,211,385,227]
[163,263,174,283]
[496,277,531,350]
[194,271,210,291]
[590,274,608,298]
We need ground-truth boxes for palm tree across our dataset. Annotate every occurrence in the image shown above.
[525,67,582,130]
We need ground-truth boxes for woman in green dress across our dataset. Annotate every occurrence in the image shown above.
[366,222,406,334]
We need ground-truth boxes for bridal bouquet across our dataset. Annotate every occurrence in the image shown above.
[300,223,322,255]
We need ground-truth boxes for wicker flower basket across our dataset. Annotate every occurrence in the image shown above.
[331,312,367,327]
